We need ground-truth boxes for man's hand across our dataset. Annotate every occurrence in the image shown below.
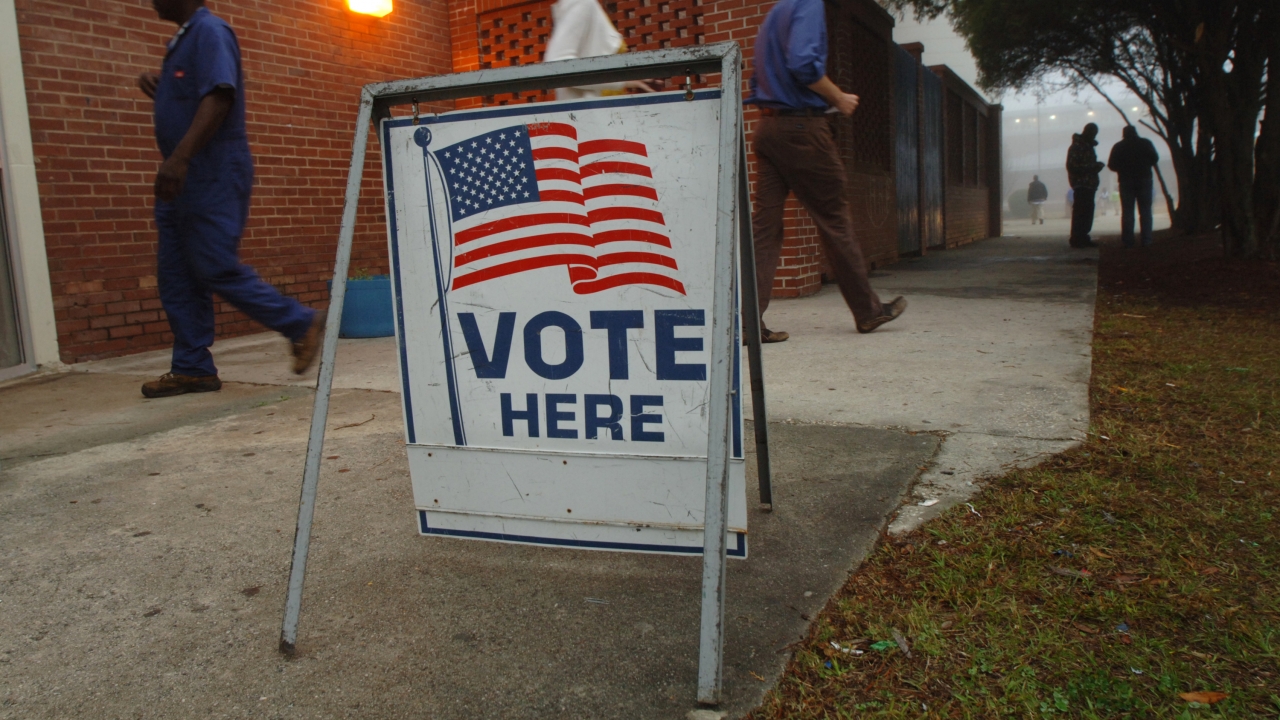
[807,76,860,116]
[152,89,233,203]
[138,72,160,99]
[624,80,657,93]
[830,91,860,116]
[154,154,189,202]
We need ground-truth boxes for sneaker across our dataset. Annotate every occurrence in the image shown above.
[761,328,789,343]
[857,296,908,334]
[141,373,222,399]
[291,310,327,375]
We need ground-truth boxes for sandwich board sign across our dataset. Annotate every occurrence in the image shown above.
[378,91,748,555]
[281,43,769,704]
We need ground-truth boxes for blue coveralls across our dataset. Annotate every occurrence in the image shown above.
[153,7,313,377]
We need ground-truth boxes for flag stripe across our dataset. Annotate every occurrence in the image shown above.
[583,183,658,201]
[591,228,673,247]
[579,139,647,157]
[588,207,665,224]
[535,168,581,183]
[538,189,585,205]
[533,147,579,163]
[527,122,577,139]
[571,272,687,295]
[453,253,597,290]
[581,161,652,179]
[595,251,678,269]
[454,232,595,266]
[455,212,589,245]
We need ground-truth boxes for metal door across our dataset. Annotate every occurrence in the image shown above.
[920,68,945,249]
[894,46,920,254]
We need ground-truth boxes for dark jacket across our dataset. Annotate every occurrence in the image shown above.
[1108,136,1160,182]
[1066,134,1105,191]
[1027,180,1048,202]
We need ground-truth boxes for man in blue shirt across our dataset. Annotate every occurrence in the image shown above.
[136,0,324,398]
[748,0,906,342]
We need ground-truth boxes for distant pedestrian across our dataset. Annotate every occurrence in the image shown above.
[137,0,324,398]
[1027,175,1048,225]
[543,0,653,100]
[746,0,905,342]
[1066,123,1105,248]
[1108,125,1160,247]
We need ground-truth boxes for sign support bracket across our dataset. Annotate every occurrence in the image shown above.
[736,129,772,510]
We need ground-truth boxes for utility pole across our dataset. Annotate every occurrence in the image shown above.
[1036,101,1042,172]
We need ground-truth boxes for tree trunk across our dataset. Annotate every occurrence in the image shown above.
[1189,1,1267,258]
[1254,9,1280,259]
[1165,119,1218,234]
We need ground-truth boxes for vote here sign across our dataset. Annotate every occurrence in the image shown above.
[378,90,747,556]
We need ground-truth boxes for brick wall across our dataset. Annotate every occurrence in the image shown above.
[16,0,452,363]
[933,64,996,250]
[943,185,989,246]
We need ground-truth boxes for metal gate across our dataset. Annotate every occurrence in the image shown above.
[894,46,919,254]
[920,67,945,249]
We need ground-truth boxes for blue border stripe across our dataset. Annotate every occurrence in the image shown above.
[381,121,417,444]
[384,89,723,130]
[418,511,747,557]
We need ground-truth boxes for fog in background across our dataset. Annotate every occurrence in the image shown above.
[892,14,1178,219]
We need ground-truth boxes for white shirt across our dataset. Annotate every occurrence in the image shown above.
[544,0,626,100]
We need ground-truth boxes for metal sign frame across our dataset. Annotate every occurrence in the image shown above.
[278,42,770,706]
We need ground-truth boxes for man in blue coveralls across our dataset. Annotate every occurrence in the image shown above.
[747,0,906,343]
[136,0,324,398]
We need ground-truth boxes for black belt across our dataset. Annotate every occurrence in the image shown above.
[758,106,828,117]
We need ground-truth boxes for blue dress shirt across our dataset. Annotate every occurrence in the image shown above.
[747,0,829,109]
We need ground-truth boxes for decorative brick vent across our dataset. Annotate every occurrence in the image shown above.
[478,0,555,104]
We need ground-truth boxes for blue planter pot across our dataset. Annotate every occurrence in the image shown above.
[328,275,394,338]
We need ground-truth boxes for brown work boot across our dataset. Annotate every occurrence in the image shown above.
[141,373,222,398]
[857,296,908,334]
[291,310,327,375]
[761,328,789,343]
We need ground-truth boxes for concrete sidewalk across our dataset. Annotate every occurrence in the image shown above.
[0,232,1095,719]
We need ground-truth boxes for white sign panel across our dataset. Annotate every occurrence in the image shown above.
[379,90,745,556]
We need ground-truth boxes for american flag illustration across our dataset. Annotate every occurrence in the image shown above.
[432,122,685,295]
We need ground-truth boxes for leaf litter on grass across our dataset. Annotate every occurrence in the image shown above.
[749,233,1280,719]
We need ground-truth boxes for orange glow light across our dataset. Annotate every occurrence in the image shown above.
[348,0,392,17]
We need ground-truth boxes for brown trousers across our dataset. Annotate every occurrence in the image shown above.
[751,115,883,325]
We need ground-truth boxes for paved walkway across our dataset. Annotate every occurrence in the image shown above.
[0,232,1097,719]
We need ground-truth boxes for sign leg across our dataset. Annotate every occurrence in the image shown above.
[279,94,374,655]
[736,142,772,510]
[697,51,742,706]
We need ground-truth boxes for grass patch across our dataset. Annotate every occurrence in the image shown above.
[750,233,1280,718]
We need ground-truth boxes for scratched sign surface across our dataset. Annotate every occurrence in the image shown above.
[379,90,746,555]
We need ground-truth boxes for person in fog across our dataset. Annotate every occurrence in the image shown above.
[1065,123,1105,248]
[1027,175,1048,225]
[1108,125,1160,248]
